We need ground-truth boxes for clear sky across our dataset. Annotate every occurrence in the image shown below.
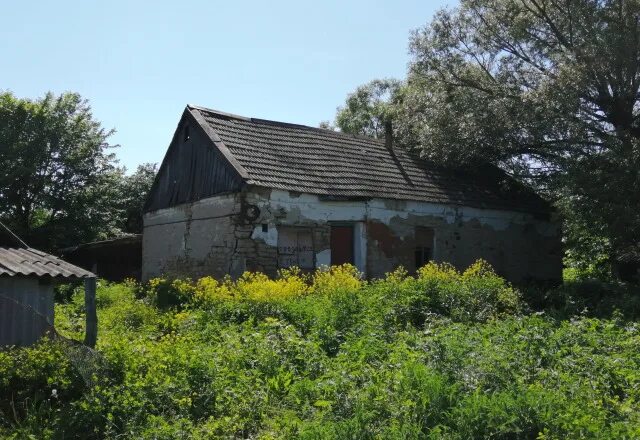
[2,0,452,171]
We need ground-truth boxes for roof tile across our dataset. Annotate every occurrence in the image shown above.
[192,106,550,213]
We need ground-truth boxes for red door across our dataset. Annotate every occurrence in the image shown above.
[330,225,354,266]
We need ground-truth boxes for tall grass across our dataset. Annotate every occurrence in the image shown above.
[1,261,639,439]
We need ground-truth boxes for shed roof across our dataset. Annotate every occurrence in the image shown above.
[61,234,142,254]
[188,105,551,214]
[0,222,94,278]
[0,247,95,278]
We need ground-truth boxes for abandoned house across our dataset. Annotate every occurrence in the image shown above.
[142,105,562,283]
[0,224,97,347]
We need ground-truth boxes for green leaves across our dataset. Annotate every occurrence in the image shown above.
[3,268,640,438]
[0,91,157,251]
[0,91,116,249]
[335,79,402,139]
[334,0,640,279]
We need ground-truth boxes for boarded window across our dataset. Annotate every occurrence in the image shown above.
[277,227,314,269]
[414,227,434,270]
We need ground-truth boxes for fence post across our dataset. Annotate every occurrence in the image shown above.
[84,277,97,348]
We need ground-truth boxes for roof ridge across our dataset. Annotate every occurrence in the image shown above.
[188,104,386,145]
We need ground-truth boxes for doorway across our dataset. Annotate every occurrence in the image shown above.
[330,225,354,266]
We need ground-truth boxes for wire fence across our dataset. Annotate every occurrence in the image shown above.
[0,293,107,387]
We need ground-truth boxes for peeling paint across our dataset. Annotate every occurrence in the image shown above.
[251,223,278,246]
[255,189,545,233]
[143,187,561,283]
[315,249,331,267]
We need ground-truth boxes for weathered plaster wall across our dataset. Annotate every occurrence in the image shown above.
[246,189,561,282]
[144,193,246,279]
[143,187,562,283]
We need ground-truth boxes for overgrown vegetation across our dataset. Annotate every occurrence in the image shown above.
[2,262,640,439]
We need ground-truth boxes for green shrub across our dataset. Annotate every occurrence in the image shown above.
[368,260,522,330]
[537,279,640,320]
[0,340,86,436]
[1,260,639,438]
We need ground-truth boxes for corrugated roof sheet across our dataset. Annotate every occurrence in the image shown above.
[190,106,551,214]
[0,247,95,278]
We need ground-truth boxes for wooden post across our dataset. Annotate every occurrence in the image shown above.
[84,277,97,348]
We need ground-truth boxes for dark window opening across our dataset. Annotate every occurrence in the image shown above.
[414,226,434,271]
[183,125,190,142]
[262,223,268,233]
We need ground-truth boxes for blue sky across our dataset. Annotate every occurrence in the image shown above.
[2,0,452,170]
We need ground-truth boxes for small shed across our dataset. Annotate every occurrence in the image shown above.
[0,224,97,347]
[62,234,142,281]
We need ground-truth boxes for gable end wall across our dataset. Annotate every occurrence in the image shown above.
[144,112,244,213]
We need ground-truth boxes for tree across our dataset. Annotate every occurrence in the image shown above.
[335,0,640,276]
[403,0,640,275]
[116,163,158,234]
[0,91,120,250]
[318,120,337,131]
[335,79,402,138]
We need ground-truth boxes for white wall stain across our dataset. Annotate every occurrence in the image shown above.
[252,190,545,233]
[251,223,278,246]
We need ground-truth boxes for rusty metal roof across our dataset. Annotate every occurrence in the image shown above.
[188,105,551,214]
[0,247,95,278]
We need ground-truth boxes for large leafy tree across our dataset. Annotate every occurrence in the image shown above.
[335,0,640,276]
[0,91,155,250]
[403,0,640,275]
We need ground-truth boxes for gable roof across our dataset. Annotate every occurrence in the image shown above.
[174,105,551,214]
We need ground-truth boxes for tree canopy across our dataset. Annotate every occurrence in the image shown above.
[0,91,156,250]
[333,0,640,277]
[335,79,402,138]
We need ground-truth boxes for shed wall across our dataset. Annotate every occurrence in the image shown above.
[0,277,55,346]
[143,188,561,283]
